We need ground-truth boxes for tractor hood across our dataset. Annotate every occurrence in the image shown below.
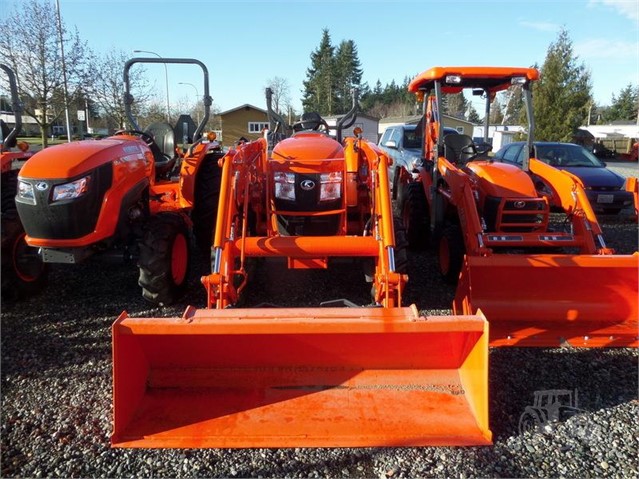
[466,161,537,198]
[19,138,151,180]
[272,132,344,162]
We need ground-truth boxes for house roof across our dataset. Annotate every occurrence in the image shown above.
[219,104,267,116]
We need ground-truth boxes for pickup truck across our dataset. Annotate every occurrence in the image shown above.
[378,124,458,194]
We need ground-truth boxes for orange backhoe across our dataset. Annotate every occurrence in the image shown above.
[111,91,492,448]
[1,63,47,300]
[396,66,638,347]
[15,58,223,305]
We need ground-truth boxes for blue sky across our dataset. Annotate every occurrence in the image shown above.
[4,0,638,114]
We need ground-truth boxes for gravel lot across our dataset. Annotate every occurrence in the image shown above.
[2,163,637,478]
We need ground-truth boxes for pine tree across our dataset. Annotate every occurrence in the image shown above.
[502,86,523,125]
[604,84,638,123]
[302,29,336,115]
[533,28,592,141]
[334,40,363,113]
[444,93,468,119]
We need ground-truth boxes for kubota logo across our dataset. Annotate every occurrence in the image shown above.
[35,182,48,191]
[300,179,315,191]
[513,200,527,209]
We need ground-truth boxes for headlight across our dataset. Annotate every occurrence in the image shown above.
[52,176,90,201]
[17,180,35,204]
[274,172,295,201]
[319,172,342,202]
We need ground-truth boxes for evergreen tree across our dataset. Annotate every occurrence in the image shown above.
[302,29,336,115]
[533,28,592,141]
[604,84,638,123]
[489,99,504,124]
[444,93,468,119]
[334,40,363,113]
[467,104,481,124]
[502,86,523,124]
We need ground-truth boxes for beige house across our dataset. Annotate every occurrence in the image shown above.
[219,104,269,147]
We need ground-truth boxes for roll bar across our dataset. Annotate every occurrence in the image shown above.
[123,57,212,141]
[0,64,22,151]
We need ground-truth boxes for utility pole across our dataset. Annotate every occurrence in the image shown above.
[55,0,72,142]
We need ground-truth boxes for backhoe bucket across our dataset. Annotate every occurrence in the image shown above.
[112,306,491,448]
[454,253,639,347]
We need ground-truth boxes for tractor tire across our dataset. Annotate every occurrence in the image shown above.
[399,181,430,250]
[369,217,408,302]
[192,153,223,253]
[138,212,191,306]
[1,209,48,301]
[518,410,543,436]
[1,173,48,301]
[393,216,409,275]
[438,223,465,285]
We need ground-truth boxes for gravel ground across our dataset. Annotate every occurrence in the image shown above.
[1,164,637,478]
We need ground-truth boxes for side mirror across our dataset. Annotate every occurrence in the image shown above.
[384,140,398,149]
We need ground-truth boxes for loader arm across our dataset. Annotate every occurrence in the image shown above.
[112,130,493,448]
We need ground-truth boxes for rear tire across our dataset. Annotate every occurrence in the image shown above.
[192,153,223,252]
[138,212,190,306]
[438,223,465,285]
[399,181,430,250]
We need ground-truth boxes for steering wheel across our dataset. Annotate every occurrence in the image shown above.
[114,129,155,146]
[292,117,330,133]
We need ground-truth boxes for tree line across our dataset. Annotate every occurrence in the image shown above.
[301,28,637,143]
[1,0,637,146]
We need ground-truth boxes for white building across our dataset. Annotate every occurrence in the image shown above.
[324,113,379,144]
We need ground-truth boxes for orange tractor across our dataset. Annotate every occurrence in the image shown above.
[1,63,47,300]
[15,58,223,305]
[111,92,492,448]
[396,66,638,347]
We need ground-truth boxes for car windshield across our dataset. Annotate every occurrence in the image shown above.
[535,144,604,167]
[403,129,421,149]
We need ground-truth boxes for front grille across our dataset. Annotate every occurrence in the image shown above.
[15,163,113,240]
[483,196,549,233]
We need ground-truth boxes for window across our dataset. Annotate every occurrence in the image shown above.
[248,122,269,133]
[502,144,523,164]
[390,127,402,145]
[379,128,393,145]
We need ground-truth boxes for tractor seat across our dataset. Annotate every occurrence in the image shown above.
[144,122,177,178]
[444,134,477,165]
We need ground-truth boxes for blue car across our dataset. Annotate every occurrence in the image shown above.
[493,141,634,214]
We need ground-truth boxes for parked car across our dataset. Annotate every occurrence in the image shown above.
[379,124,458,187]
[493,141,634,214]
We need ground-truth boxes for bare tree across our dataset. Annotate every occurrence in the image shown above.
[0,0,89,146]
[87,49,153,131]
[266,76,291,115]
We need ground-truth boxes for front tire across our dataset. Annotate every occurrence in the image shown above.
[1,212,48,301]
[398,181,430,250]
[438,223,465,285]
[192,153,223,252]
[138,213,191,306]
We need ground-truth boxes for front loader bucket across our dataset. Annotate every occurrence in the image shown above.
[112,306,491,448]
[454,253,639,347]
